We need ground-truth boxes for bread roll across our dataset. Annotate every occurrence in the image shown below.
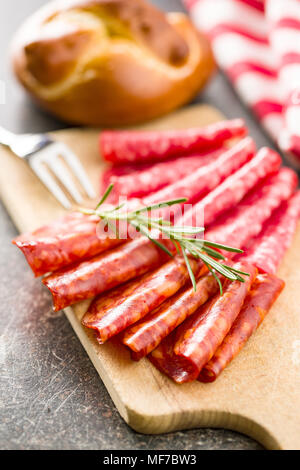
[11,0,215,126]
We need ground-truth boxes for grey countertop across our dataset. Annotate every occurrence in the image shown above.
[0,0,274,450]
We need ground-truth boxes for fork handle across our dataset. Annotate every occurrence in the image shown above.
[0,126,16,146]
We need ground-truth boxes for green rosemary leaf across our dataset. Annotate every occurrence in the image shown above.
[109,202,126,212]
[223,265,250,277]
[202,246,225,260]
[83,185,250,296]
[130,221,174,257]
[203,240,243,253]
[133,198,187,214]
[199,253,238,280]
[162,226,205,234]
[106,219,118,238]
[143,217,172,226]
[180,243,197,291]
[234,274,246,283]
[95,184,114,209]
[203,260,223,296]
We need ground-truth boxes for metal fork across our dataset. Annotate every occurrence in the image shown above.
[0,126,96,209]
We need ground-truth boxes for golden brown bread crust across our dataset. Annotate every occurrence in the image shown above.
[11,0,215,126]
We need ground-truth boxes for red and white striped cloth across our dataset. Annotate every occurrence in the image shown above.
[184,0,300,167]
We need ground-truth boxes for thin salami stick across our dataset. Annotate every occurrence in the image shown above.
[39,146,277,309]
[149,263,257,383]
[206,167,298,250]
[14,140,252,277]
[43,236,177,311]
[198,273,285,383]
[40,144,270,311]
[234,191,300,274]
[100,119,248,164]
[122,168,296,359]
[90,166,290,348]
[12,212,124,277]
[82,257,203,344]
[100,161,153,198]
[39,153,285,312]
[144,137,255,209]
[182,147,282,227]
[123,271,221,360]
[40,142,256,307]
[103,148,225,201]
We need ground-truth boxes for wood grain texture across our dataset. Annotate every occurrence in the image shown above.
[0,105,299,450]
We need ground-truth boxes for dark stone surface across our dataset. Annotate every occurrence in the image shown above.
[0,0,266,450]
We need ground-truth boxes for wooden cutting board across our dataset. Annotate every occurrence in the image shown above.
[1,105,299,450]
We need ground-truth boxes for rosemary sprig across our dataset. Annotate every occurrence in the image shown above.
[81,184,249,293]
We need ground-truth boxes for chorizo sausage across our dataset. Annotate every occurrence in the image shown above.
[44,154,277,309]
[100,161,152,201]
[42,145,269,312]
[199,273,285,382]
[206,167,298,250]
[123,271,220,360]
[42,236,176,311]
[12,139,253,278]
[235,191,300,273]
[144,138,255,212]
[12,212,124,277]
[182,147,282,227]
[149,262,257,383]
[100,119,248,164]
[102,148,224,201]
[82,257,202,344]
[126,166,294,335]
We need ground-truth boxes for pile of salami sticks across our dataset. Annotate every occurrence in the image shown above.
[13,119,300,383]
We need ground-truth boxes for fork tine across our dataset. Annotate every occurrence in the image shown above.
[29,156,72,209]
[58,143,96,199]
[46,154,83,205]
